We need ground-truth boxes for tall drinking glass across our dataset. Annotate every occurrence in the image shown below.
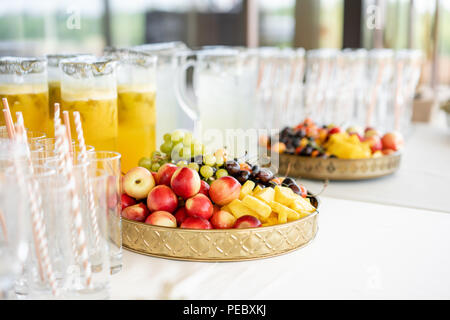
[0,57,50,134]
[104,48,157,172]
[59,57,118,151]
[86,151,122,274]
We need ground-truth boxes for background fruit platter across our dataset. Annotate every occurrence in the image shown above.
[267,118,403,180]
[120,130,319,261]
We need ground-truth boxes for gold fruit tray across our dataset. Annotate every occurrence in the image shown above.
[277,153,401,181]
[122,197,319,262]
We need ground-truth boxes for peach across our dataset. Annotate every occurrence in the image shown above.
[198,180,210,197]
[174,207,188,226]
[180,217,212,230]
[123,167,155,200]
[233,215,262,229]
[170,167,201,199]
[364,127,379,138]
[121,193,136,210]
[151,171,158,184]
[210,210,236,229]
[209,176,241,206]
[382,148,396,155]
[381,132,404,151]
[156,163,178,186]
[121,203,149,222]
[364,135,382,153]
[185,193,213,220]
[145,211,177,228]
[147,185,178,213]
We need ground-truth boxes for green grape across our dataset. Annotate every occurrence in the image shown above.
[177,160,188,167]
[216,156,224,167]
[200,165,214,179]
[183,132,192,147]
[160,141,173,155]
[171,130,184,143]
[188,162,199,172]
[191,139,203,157]
[203,154,216,166]
[163,133,172,141]
[138,157,152,171]
[180,146,191,160]
[151,150,162,158]
[216,168,228,178]
[151,162,161,172]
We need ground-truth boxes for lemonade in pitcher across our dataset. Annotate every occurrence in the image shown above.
[105,48,157,172]
[60,57,118,151]
[0,57,50,134]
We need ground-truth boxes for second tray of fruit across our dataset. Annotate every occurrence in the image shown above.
[121,130,316,230]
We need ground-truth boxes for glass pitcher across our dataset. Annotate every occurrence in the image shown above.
[59,56,118,151]
[133,42,191,145]
[104,47,157,172]
[175,48,258,146]
[0,57,50,134]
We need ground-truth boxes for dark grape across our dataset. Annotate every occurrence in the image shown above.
[225,160,240,175]
[288,183,302,196]
[236,170,251,184]
[251,165,260,178]
[283,177,296,186]
[255,168,274,183]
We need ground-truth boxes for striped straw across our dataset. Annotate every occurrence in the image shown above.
[2,98,15,139]
[14,112,59,296]
[73,111,101,249]
[54,120,92,288]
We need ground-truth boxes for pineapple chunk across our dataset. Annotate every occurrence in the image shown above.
[221,204,232,213]
[269,201,299,221]
[242,195,271,219]
[267,212,278,225]
[239,180,255,200]
[290,197,316,214]
[228,199,260,219]
[252,185,264,195]
[274,186,296,206]
[255,187,275,204]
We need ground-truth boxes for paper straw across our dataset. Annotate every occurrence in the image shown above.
[73,111,100,249]
[14,113,58,296]
[2,98,15,139]
[0,209,7,242]
[62,111,73,156]
[54,120,92,288]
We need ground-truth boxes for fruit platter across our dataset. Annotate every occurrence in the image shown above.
[120,130,319,261]
[265,118,403,180]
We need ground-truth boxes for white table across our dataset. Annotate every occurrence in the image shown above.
[111,196,450,299]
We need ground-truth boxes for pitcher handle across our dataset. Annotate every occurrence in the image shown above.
[175,59,201,138]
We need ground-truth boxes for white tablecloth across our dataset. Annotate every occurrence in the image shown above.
[111,197,450,299]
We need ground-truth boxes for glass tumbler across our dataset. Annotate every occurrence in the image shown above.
[86,151,122,275]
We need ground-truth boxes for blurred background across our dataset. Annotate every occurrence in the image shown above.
[0,0,448,124]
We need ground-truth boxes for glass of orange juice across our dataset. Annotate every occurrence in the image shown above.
[0,57,50,134]
[59,56,118,152]
[104,47,157,172]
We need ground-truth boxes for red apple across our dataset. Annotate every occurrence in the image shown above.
[364,135,382,153]
[185,193,213,220]
[381,132,404,151]
[210,210,236,229]
[145,211,177,228]
[328,127,341,136]
[156,163,178,186]
[121,203,150,222]
[121,193,136,210]
[233,215,262,229]
[151,171,158,184]
[147,185,178,213]
[198,180,210,197]
[170,167,201,199]
[180,217,213,230]
[209,176,241,206]
[123,167,155,200]
[107,175,119,210]
[174,207,188,226]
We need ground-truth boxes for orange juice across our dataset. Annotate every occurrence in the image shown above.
[48,80,61,119]
[117,84,156,172]
[61,90,118,151]
[0,84,50,134]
